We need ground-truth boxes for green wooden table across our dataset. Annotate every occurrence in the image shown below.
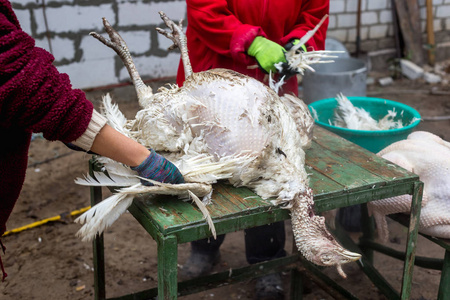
[89,126,423,300]
[360,213,450,300]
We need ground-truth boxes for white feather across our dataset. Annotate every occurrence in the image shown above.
[75,192,134,242]
[310,106,319,121]
[333,93,409,131]
[119,181,212,197]
[74,181,214,241]
[274,15,344,77]
[95,156,138,178]
[101,93,129,135]
[296,14,329,51]
[268,72,286,94]
[74,151,255,241]
[179,153,256,183]
[188,190,216,239]
[74,171,139,186]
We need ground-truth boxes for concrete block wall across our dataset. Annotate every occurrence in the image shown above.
[10,0,450,89]
[328,0,450,69]
[11,0,186,89]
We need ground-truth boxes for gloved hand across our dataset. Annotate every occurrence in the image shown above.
[131,149,185,186]
[247,36,287,73]
[278,39,307,79]
[284,39,307,53]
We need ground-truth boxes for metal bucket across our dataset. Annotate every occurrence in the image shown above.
[302,57,367,104]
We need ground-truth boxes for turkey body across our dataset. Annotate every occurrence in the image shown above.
[128,68,312,201]
[76,13,361,277]
[102,66,360,277]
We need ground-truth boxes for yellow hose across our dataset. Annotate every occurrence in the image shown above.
[2,206,91,237]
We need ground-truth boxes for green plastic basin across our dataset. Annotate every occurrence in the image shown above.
[308,97,421,153]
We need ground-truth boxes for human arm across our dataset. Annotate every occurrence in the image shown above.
[87,123,150,167]
[65,114,184,185]
[88,124,184,185]
[0,1,93,143]
[279,0,329,51]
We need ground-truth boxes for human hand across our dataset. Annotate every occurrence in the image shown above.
[131,149,185,186]
[247,36,287,73]
[278,39,307,79]
[284,39,307,53]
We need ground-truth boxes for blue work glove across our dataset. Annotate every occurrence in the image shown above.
[247,36,287,74]
[131,149,185,186]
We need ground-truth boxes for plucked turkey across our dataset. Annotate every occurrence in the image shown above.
[369,131,450,241]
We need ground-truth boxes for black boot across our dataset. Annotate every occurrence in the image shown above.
[254,273,284,300]
[179,248,221,280]
[337,204,362,232]
[179,236,224,280]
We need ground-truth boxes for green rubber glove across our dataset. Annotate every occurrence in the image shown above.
[247,36,287,73]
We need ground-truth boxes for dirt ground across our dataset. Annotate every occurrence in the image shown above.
[1,66,450,300]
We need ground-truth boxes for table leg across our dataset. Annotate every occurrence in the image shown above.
[157,234,178,300]
[92,231,106,300]
[438,250,450,300]
[360,203,375,263]
[89,160,106,300]
[290,266,304,299]
[400,181,423,300]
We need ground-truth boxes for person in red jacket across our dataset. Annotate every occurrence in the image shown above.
[176,1,329,298]
[0,0,184,281]
[177,0,328,96]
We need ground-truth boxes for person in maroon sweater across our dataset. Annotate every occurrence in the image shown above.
[0,0,184,281]
[176,1,329,298]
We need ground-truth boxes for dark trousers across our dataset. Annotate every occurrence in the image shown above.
[191,221,286,264]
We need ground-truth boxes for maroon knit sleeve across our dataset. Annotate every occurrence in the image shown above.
[0,0,93,143]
